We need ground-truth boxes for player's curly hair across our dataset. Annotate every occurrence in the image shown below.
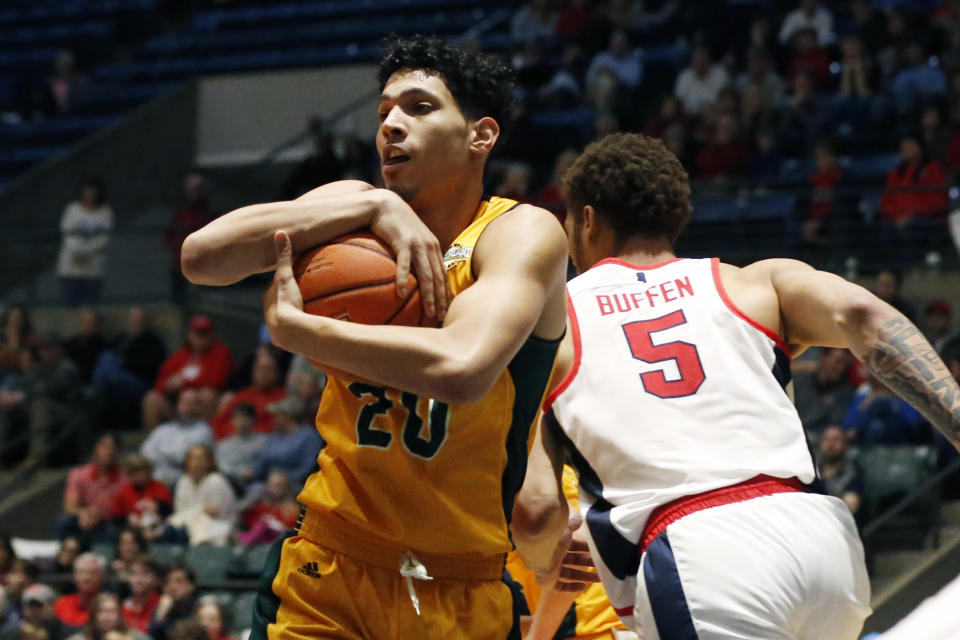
[565,133,692,244]
[379,35,517,135]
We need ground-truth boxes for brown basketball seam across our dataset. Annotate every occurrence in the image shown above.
[301,277,400,305]
[385,284,419,324]
[322,239,392,259]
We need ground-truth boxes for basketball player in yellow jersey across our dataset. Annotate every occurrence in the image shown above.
[507,467,639,640]
[181,36,569,639]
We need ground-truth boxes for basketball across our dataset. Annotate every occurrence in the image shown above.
[293,232,427,328]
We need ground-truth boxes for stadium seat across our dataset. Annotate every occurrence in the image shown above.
[860,445,940,550]
[91,542,115,563]
[230,591,257,633]
[227,543,271,579]
[185,544,238,581]
[149,542,186,566]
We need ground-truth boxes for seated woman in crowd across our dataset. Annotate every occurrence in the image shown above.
[166,445,238,546]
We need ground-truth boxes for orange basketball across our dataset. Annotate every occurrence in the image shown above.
[293,232,427,327]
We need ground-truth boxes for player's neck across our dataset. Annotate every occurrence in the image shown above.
[614,236,676,268]
[413,179,485,250]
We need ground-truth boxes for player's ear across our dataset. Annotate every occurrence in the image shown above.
[582,205,598,239]
[470,117,500,155]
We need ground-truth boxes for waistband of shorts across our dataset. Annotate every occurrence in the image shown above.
[639,475,805,553]
[295,508,506,581]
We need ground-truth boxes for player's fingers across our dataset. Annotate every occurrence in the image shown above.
[553,581,592,593]
[412,244,436,318]
[567,539,590,552]
[395,246,412,299]
[273,231,294,278]
[567,510,583,532]
[558,567,598,581]
[427,242,448,322]
[561,552,593,567]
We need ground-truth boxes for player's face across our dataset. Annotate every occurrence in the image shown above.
[376,70,473,204]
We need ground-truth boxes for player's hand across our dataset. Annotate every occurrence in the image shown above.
[369,189,449,322]
[264,231,305,350]
[535,510,600,593]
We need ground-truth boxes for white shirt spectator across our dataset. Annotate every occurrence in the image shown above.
[56,201,113,279]
[140,419,213,487]
[674,65,729,115]
[586,48,644,89]
[779,3,834,45]
[168,471,238,545]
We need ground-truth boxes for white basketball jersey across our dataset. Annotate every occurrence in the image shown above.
[545,257,816,615]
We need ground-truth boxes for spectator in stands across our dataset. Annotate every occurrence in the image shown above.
[283,118,343,201]
[494,164,532,204]
[694,115,749,181]
[923,299,957,353]
[237,471,298,547]
[283,356,324,426]
[214,403,265,493]
[167,620,207,640]
[584,30,643,112]
[510,0,556,43]
[674,46,729,117]
[149,566,198,640]
[57,435,123,545]
[142,316,233,431]
[0,536,14,583]
[792,347,855,442]
[779,70,824,154]
[53,553,105,627]
[746,126,782,181]
[873,269,917,321]
[167,445,238,546]
[0,334,82,469]
[92,308,167,429]
[209,347,285,441]
[786,28,830,88]
[0,584,69,640]
[642,95,685,140]
[837,37,873,100]
[0,307,33,384]
[848,1,884,52]
[109,530,147,586]
[920,103,950,166]
[779,0,834,46]
[165,174,216,303]
[817,425,862,516]
[194,598,233,640]
[40,538,82,576]
[253,396,323,492]
[40,51,90,118]
[140,389,213,488]
[842,375,929,447]
[891,43,947,115]
[111,454,172,541]
[3,559,38,622]
[555,0,593,38]
[56,178,113,307]
[535,149,579,218]
[121,556,160,635]
[740,86,776,147]
[800,139,858,258]
[66,593,148,640]
[63,310,107,385]
[880,135,948,265]
[736,47,785,108]
[661,122,692,171]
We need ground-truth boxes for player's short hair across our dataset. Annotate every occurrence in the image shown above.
[378,35,517,135]
[565,133,692,244]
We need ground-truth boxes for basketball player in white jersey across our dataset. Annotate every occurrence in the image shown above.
[511,133,960,640]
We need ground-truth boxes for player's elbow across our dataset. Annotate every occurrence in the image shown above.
[835,291,896,336]
[180,233,226,286]
[511,491,567,542]
[427,361,493,405]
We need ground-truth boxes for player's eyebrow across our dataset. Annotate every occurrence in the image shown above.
[378,87,442,106]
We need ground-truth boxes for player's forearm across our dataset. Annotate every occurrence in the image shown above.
[181,189,387,286]
[270,311,487,404]
[842,306,960,451]
[511,496,570,576]
[527,588,578,640]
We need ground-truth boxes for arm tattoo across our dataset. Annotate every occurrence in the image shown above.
[861,316,960,451]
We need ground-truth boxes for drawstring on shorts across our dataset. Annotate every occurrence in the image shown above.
[399,551,433,615]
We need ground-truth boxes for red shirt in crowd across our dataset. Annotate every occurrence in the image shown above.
[123,592,161,633]
[111,478,172,519]
[53,594,93,627]
[209,385,288,440]
[154,341,234,394]
[880,161,949,222]
[695,141,750,180]
[64,463,124,521]
[809,168,844,219]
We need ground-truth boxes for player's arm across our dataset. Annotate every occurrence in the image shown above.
[181,180,448,318]
[263,205,568,404]
[764,259,960,451]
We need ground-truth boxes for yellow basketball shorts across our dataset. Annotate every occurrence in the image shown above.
[250,532,523,640]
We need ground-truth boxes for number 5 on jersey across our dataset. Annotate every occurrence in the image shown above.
[622,309,706,398]
[348,382,450,459]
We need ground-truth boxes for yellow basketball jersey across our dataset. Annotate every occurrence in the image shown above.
[505,467,628,639]
[298,196,561,560]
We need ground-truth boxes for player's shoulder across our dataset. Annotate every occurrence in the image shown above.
[723,258,816,283]
[477,203,567,263]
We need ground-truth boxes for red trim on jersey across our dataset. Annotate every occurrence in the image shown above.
[639,475,804,553]
[710,257,790,358]
[543,291,581,412]
[590,256,684,271]
[614,605,635,617]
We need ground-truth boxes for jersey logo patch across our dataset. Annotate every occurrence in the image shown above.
[297,562,322,579]
[636,272,646,282]
[443,243,473,270]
